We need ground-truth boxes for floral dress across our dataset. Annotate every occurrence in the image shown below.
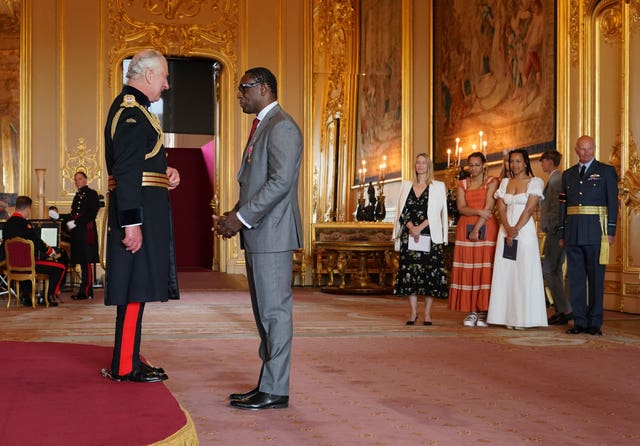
[393,187,448,298]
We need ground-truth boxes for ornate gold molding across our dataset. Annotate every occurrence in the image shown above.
[632,0,640,24]
[107,0,238,84]
[570,0,581,64]
[61,137,103,196]
[312,0,356,222]
[620,133,640,212]
[599,2,623,44]
[314,0,354,117]
[142,0,202,19]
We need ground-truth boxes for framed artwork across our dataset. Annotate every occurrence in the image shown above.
[354,0,403,186]
[433,0,556,169]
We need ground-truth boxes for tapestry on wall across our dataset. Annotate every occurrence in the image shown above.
[433,0,556,169]
[355,0,402,185]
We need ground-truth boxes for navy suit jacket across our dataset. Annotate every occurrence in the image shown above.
[559,160,618,245]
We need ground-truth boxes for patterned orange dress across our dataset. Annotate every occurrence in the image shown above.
[448,176,498,312]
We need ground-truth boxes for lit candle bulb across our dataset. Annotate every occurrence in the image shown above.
[479,130,483,148]
[447,149,451,166]
[457,147,462,166]
[455,137,460,153]
[483,140,487,156]
[472,144,477,152]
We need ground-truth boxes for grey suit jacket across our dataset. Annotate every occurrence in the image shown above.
[540,169,560,234]
[236,104,303,253]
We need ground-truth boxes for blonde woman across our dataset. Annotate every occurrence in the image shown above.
[392,153,449,325]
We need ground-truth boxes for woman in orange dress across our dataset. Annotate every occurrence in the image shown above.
[448,152,498,327]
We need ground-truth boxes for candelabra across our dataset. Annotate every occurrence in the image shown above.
[355,180,386,222]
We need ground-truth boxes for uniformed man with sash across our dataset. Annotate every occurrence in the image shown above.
[559,135,618,336]
[102,49,180,382]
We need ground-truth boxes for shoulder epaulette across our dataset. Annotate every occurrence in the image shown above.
[120,94,139,108]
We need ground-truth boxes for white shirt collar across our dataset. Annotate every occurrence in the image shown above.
[256,101,278,122]
[580,159,595,171]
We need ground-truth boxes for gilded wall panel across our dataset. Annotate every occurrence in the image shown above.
[311,0,357,223]
[107,0,239,85]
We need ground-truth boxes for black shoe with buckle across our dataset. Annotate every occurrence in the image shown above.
[101,367,168,383]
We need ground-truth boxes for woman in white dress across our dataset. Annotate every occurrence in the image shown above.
[487,149,548,329]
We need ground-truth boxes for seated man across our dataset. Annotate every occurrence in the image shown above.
[0,196,65,307]
[48,205,70,285]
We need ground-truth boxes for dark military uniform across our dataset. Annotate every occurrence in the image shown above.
[1,213,66,301]
[104,85,179,376]
[67,184,100,298]
[559,160,618,332]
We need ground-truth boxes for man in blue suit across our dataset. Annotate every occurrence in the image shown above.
[215,67,303,410]
[559,135,618,336]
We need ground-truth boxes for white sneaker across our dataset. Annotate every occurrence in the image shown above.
[476,312,488,327]
[463,312,478,327]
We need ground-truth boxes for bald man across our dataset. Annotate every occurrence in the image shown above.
[559,135,618,336]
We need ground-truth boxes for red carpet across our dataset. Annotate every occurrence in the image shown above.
[0,341,196,445]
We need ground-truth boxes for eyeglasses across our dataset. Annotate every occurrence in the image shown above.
[237,82,261,94]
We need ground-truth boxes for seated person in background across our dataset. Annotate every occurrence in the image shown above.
[48,205,70,285]
[0,196,66,307]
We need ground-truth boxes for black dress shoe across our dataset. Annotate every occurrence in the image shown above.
[549,313,570,325]
[101,367,168,383]
[587,327,602,336]
[71,294,89,300]
[229,386,259,401]
[230,392,289,410]
[141,361,166,375]
[566,326,585,334]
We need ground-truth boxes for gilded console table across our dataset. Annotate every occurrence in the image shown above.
[313,222,397,294]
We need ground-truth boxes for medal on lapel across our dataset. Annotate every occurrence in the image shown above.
[247,145,253,164]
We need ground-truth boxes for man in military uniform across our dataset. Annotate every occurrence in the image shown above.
[559,135,618,336]
[1,196,65,307]
[66,171,100,300]
[101,49,180,383]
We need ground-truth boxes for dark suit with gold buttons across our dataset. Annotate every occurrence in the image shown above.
[104,85,179,376]
[68,184,100,298]
[559,160,618,331]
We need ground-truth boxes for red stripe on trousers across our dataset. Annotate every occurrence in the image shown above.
[83,264,92,296]
[118,302,141,375]
[36,260,66,295]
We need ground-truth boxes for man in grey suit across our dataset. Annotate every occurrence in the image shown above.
[215,67,303,410]
[539,150,572,325]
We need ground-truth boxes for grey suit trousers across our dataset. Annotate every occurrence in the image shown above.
[245,250,294,396]
[542,231,571,314]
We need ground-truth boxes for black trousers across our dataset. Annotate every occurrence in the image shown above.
[19,260,65,298]
[111,302,145,376]
[77,263,94,298]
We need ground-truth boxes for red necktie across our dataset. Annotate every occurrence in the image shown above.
[247,118,260,145]
[246,118,259,163]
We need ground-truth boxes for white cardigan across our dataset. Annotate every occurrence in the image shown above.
[392,179,449,249]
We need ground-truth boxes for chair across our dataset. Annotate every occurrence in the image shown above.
[0,259,16,301]
[4,238,49,308]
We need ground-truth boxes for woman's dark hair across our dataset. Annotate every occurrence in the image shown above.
[467,152,486,164]
[509,148,534,176]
